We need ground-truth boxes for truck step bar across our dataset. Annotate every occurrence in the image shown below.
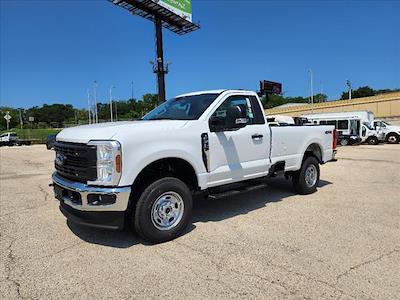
[207,182,268,200]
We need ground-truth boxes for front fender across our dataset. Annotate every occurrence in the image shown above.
[118,140,206,188]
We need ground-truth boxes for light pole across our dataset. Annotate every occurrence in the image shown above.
[320,82,323,103]
[93,80,98,123]
[309,69,314,113]
[131,81,134,100]
[87,89,91,124]
[109,86,115,122]
[346,80,352,100]
[115,100,118,121]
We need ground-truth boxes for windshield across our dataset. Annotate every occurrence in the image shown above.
[381,120,390,126]
[363,122,374,130]
[143,93,219,121]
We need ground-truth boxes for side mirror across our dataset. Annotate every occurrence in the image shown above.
[226,105,247,130]
[209,116,224,132]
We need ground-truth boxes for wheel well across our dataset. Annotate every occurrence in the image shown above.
[132,158,199,194]
[304,143,322,163]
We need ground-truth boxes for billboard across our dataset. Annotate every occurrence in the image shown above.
[260,80,282,95]
[154,0,192,22]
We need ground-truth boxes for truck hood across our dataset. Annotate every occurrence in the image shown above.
[386,125,400,132]
[56,120,189,144]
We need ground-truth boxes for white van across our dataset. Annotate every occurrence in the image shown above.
[302,115,381,145]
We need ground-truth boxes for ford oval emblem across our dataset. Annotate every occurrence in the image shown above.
[55,152,66,166]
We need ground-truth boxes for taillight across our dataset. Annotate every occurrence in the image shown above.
[333,129,337,150]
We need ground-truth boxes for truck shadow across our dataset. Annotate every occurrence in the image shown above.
[67,177,331,248]
[192,177,331,223]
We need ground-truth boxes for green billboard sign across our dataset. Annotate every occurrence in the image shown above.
[155,0,192,22]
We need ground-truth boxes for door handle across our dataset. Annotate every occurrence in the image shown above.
[252,134,263,139]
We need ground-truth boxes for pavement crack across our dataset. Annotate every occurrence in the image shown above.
[4,237,29,299]
[0,184,52,217]
[335,248,400,284]
[35,242,84,261]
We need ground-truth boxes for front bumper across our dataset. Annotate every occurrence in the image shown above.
[52,173,131,229]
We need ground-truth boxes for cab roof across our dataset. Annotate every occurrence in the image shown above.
[176,89,256,98]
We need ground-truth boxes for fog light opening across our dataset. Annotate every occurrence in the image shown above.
[87,194,116,206]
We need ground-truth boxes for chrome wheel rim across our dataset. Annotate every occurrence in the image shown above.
[388,136,397,143]
[151,192,184,231]
[305,165,318,188]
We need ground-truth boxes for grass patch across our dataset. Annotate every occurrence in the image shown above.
[0,128,61,143]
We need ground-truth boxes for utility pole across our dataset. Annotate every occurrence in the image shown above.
[309,69,314,113]
[155,16,166,105]
[93,80,98,123]
[131,81,134,100]
[347,80,352,100]
[109,86,114,122]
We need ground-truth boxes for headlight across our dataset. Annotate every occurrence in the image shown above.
[87,140,122,186]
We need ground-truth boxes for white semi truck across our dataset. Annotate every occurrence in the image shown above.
[52,89,337,242]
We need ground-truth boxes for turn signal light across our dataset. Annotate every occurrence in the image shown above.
[115,154,121,173]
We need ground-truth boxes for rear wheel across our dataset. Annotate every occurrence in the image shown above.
[386,133,399,144]
[292,156,320,195]
[340,138,349,146]
[133,177,193,243]
[367,136,379,145]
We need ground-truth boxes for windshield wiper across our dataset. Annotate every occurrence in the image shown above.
[148,117,175,120]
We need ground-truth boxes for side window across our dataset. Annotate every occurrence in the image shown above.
[212,95,256,127]
[249,96,265,124]
[326,120,336,127]
[362,126,367,137]
[337,120,349,130]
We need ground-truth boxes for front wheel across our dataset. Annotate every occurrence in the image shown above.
[133,177,193,243]
[292,156,320,195]
[367,136,379,145]
[339,138,349,146]
[386,133,399,144]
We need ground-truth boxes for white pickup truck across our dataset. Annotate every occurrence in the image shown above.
[53,90,337,242]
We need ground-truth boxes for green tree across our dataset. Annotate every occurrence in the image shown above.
[341,86,374,100]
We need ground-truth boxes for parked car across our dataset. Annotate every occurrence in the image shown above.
[52,89,337,243]
[46,134,57,150]
[0,132,31,146]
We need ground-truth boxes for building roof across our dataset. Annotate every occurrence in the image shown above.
[273,103,309,109]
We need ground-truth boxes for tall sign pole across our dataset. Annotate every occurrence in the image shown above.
[4,111,11,131]
[108,0,199,106]
[155,16,166,105]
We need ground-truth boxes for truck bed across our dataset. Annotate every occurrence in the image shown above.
[270,125,334,171]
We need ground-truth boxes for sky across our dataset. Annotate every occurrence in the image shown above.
[1,0,399,109]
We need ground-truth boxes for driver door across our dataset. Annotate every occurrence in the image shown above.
[206,95,270,187]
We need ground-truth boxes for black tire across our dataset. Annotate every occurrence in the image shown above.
[386,133,399,144]
[367,136,379,145]
[292,156,320,195]
[133,177,192,243]
[340,138,349,146]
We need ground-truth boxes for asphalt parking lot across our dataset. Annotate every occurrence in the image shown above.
[1,144,399,299]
